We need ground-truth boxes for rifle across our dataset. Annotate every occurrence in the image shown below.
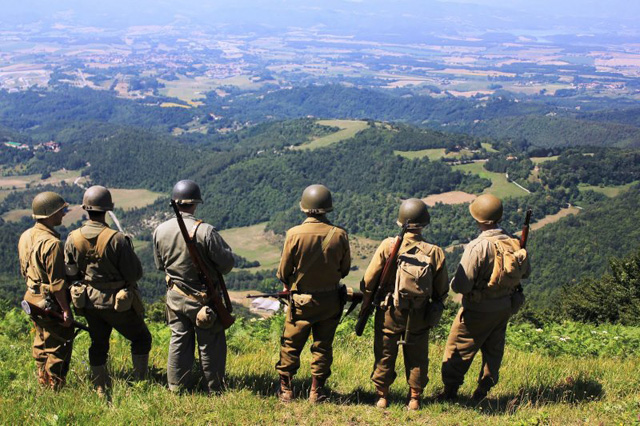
[520,209,532,249]
[170,200,235,329]
[21,300,90,332]
[355,221,409,336]
[107,210,125,234]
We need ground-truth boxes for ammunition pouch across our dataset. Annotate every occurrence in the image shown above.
[196,306,216,329]
[291,293,314,308]
[70,283,88,313]
[114,288,133,312]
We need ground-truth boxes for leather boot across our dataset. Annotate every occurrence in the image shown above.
[132,354,149,381]
[309,376,327,403]
[472,385,489,401]
[375,386,389,409]
[91,365,110,398]
[278,375,293,403]
[436,385,459,402]
[407,387,421,411]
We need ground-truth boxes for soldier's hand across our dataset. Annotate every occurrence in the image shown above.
[62,309,74,327]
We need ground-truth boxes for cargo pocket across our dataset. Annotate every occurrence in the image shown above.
[114,288,133,312]
[70,284,87,310]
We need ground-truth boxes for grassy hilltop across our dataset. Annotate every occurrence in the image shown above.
[1,307,639,424]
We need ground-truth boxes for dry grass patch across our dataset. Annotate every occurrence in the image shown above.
[423,191,477,207]
[292,120,369,151]
[219,223,283,272]
[110,188,164,210]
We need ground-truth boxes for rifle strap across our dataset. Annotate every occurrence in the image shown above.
[291,226,337,291]
[189,220,203,241]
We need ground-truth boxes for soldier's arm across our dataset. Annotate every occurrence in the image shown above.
[46,241,73,326]
[276,232,295,288]
[339,231,351,278]
[152,229,165,272]
[432,247,449,301]
[205,228,235,275]
[360,240,388,294]
[114,234,143,282]
[450,242,482,294]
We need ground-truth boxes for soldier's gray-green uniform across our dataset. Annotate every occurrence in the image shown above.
[441,194,531,400]
[64,221,151,378]
[18,192,73,390]
[361,199,448,409]
[153,207,234,393]
[275,184,351,402]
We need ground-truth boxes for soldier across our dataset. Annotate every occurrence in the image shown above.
[361,199,448,410]
[439,194,530,401]
[275,184,351,403]
[64,186,151,396]
[18,191,74,390]
[153,180,234,393]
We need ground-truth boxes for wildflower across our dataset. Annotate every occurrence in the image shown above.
[590,331,597,334]
[559,337,567,342]
[535,328,543,332]
[614,336,620,340]
[601,331,608,334]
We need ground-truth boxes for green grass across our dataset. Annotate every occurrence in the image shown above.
[452,161,529,198]
[481,143,498,153]
[531,156,559,165]
[1,309,639,424]
[578,181,639,198]
[0,169,81,189]
[292,120,369,151]
[109,188,164,211]
[394,148,476,161]
[219,223,283,271]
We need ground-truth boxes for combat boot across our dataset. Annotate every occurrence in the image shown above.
[407,387,421,411]
[472,385,490,401]
[132,354,149,381]
[278,375,293,403]
[91,365,110,398]
[309,376,328,403]
[375,386,389,409]
[436,385,459,402]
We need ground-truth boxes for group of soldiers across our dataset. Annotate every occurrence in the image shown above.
[19,180,530,410]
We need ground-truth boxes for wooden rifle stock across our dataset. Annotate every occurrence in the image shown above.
[520,209,532,249]
[170,200,235,329]
[355,221,409,336]
[21,300,90,332]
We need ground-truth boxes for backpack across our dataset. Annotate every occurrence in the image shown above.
[392,242,434,310]
[486,235,529,291]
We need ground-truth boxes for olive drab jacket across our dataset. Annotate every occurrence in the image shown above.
[277,216,351,293]
[19,223,67,295]
[451,228,531,312]
[361,232,449,305]
[153,212,235,294]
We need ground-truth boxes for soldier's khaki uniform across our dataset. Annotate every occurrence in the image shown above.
[64,220,151,367]
[19,223,75,388]
[441,228,531,392]
[153,212,234,392]
[362,233,448,392]
[275,216,351,380]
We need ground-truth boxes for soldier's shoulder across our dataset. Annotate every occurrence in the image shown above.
[154,218,176,234]
[465,235,490,253]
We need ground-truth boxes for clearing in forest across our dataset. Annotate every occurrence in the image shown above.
[109,188,164,210]
[219,223,283,272]
[394,148,475,161]
[578,181,639,198]
[531,156,559,164]
[0,169,81,189]
[452,161,529,198]
[529,207,581,231]
[422,191,477,206]
[292,120,369,151]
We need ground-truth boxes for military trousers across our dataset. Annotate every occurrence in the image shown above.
[441,306,511,390]
[84,308,152,367]
[25,292,74,388]
[275,290,342,380]
[166,288,227,393]
[371,304,430,392]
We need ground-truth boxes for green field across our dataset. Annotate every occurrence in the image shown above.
[0,169,81,189]
[292,120,369,151]
[219,223,283,272]
[394,148,475,161]
[531,156,559,165]
[481,142,498,153]
[159,75,265,104]
[578,181,639,198]
[1,310,638,424]
[452,162,529,198]
[109,189,164,211]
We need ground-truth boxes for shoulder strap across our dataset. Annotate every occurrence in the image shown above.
[72,227,118,258]
[95,228,118,257]
[292,226,337,290]
[189,220,203,241]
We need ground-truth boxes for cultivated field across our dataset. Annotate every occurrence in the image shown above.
[452,162,529,198]
[0,169,81,189]
[531,156,559,165]
[109,188,164,211]
[578,181,639,198]
[394,148,475,161]
[292,120,369,151]
[529,207,581,232]
[422,191,477,207]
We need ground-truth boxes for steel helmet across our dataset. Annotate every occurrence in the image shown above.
[469,194,503,224]
[172,180,203,205]
[397,198,430,229]
[32,191,68,219]
[299,184,333,214]
[82,185,114,212]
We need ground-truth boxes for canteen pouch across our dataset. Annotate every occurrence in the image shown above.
[424,299,445,328]
[196,306,216,329]
[292,293,314,308]
[70,283,87,310]
[114,288,133,312]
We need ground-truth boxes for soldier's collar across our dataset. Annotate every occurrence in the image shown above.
[479,228,504,237]
[84,220,108,228]
[179,212,196,220]
[34,222,60,238]
[303,216,330,225]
